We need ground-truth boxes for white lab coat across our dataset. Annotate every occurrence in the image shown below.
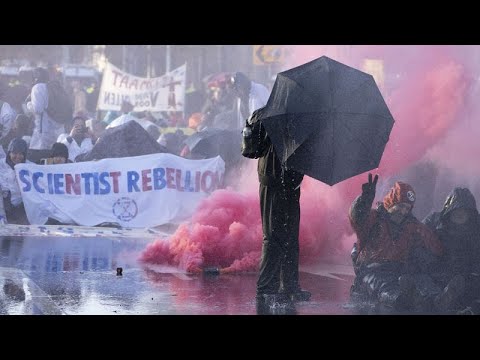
[59,135,94,162]
[0,101,16,142]
[27,83,65,150]
[0,159,29,207]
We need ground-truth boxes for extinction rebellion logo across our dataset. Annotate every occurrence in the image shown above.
[112,197,138,222]
[407,191,416,202]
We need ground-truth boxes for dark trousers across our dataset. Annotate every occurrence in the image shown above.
[256,183,301,295]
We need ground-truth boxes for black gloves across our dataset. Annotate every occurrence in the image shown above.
[361,173,378,203]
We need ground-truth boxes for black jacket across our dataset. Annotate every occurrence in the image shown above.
[256,120,304,190]
[423,187,480,276]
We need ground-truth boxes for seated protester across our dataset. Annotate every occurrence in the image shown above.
[422,187,480,314]
[42,142,72,164]
[0,138,30,224]
[349,174,443,311]
[59,116,93,162]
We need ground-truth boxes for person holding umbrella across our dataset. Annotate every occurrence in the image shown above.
[246,108,311,310]
[248,56,399,312]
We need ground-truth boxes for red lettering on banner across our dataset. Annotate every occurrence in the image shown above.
[110,171,121,193]
[111,70,122,86]
[65,174,81,195]
[142,169,152,191]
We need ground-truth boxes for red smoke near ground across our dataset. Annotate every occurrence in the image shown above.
[140,190,263,272]
[141,45,474,273]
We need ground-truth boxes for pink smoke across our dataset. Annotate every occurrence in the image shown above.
[380,59,468,175]
[140,190,264,272]
[140,182,338,272]
[141,45,475,273]
[425,54,480,176]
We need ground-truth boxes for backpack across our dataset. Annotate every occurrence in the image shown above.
[45,81,73,126]
[241,110,269,159]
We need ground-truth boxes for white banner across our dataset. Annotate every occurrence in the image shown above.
[15,153,225,227]
[97,62,186,112]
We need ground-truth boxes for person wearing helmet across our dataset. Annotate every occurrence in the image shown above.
[349,174,443,312]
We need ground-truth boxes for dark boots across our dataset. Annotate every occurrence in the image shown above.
[256,293,296,315]
[279,288,312,302]
[290,289,312,302]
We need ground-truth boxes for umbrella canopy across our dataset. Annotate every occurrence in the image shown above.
[184,128,242,165]
[75,120,167,162]
[259,56,394,186]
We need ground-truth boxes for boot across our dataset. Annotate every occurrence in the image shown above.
[290,289,312,302]
[279,286,312,302]
[256,293,295,315]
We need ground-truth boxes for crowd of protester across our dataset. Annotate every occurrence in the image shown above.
[0,68,269,226]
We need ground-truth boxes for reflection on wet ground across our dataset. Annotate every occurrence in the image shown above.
[0,235,358,315]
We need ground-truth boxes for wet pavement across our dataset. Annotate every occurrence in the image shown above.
[0,233,359,315]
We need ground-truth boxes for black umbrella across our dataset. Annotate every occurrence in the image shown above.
[184,128,242,165]
[75,121,167,162]
[259,56,394,186]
